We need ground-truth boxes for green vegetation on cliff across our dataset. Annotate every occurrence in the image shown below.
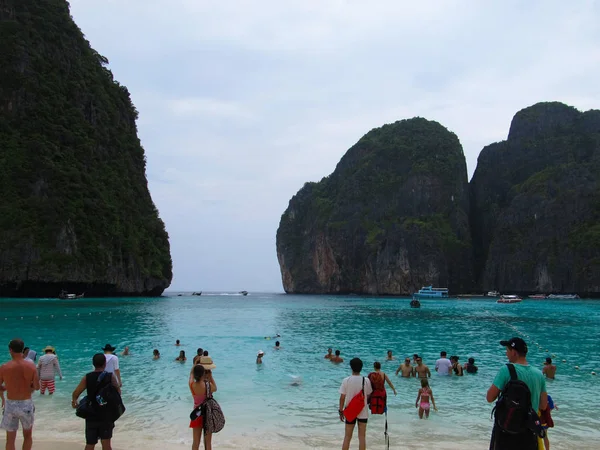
[277,118,474,295]
[470,102,600,294]
[0,0,172,296]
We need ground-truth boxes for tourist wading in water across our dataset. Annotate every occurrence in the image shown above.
[542,358,557,379]
[415,378,437,418]
[414,357,431,378]
[331,350,344,364]
[396,357,415,377]
[37,345,62,395]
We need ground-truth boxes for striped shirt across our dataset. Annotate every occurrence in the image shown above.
[37,354,62,380]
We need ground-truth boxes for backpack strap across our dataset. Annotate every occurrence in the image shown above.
[205,380,213,399]
[506,364,518,381]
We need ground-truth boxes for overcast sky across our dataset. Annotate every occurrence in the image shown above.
[68,0,599,293]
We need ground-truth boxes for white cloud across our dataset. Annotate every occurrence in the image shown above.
[67,0,600,291]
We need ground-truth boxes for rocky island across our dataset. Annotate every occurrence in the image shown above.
[277,102,600,296]
[277,118,475,295]
[0,0,172,297]
[471,102,600,295]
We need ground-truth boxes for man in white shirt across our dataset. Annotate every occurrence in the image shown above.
[435,351,452,375]
[339,358,373,450]
[102,344,122,387]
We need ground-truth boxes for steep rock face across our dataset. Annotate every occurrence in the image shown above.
[277,118,474,294]
[0,0,172,297]
[470,102,600,294]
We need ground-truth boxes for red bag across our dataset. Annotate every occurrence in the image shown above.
[343,377,365,422]
[368,372,386,414]
[370,389,386,414]
[540,407,554,428]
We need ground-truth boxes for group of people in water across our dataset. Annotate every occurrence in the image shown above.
[332,340,559,450]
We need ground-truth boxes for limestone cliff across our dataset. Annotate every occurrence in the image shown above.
[276,118,474,294]
[0,0,172,296]
[470,102,600,294]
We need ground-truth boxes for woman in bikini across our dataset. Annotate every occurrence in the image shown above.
[415,378,437,419]
[189,364,217,450]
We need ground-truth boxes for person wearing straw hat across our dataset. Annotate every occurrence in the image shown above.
[256,351,264,364]
[37,346,62,395]
[102,344,122,388]
[197,357,217,450]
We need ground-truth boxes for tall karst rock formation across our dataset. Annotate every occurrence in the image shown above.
[0,0,172,296]
[276,118,474,294]
[470,102,600,295]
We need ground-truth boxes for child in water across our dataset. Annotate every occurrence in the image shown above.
[415,378,437,419]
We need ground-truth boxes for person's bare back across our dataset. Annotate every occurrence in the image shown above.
[543,363,557,379]
[0,359,39,400]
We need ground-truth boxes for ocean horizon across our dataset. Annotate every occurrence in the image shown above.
[1,294,599,449]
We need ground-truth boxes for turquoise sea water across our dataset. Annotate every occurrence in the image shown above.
[1,294,599,449]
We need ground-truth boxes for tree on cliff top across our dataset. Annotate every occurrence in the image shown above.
[0,0,172,296]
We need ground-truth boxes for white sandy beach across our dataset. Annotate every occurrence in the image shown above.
[3,434,600,450]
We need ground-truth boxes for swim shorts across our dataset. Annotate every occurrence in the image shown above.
[345,417,368,425]
[85,420,114,444]
[0,399,35,431]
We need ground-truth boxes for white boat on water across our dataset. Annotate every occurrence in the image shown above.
[547,294,579,299]
[412,286,449,299]
[497,295,522,304]
[487,290,500,297]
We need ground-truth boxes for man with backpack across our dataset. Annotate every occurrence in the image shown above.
[486,337,547,450]
[72,354,123,450]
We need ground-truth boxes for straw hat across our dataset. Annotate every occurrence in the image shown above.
[199,356,216,370]
[43,345,55,352]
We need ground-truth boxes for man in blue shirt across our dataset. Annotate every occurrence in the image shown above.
[487,337,547,450]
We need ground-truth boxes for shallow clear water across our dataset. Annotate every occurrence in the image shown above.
[1,294,599,449]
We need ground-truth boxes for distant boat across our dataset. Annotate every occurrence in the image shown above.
[412,286,449,299]
[547,294,579,299]
[239,291,248,296]
[59,290,84,300]
[457,294,482,299]
[497,295,522,304]
[487,290,500,297]
[410,299,421,308]
[528,294,547,299]
[192,292,202,296]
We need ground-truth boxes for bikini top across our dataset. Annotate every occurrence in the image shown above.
[189,381,207,408]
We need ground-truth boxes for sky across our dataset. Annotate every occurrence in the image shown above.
[67,0,600,293]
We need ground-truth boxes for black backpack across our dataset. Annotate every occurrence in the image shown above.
[492,364,540,435]
[95,372,126,422]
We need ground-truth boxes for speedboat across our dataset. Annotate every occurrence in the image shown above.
[240,291,248,296]
[487,290,500,297]
[497,295,522,304]
[528,294,547,299]
[547,294,579,299]
[412,286,449,299]
[192,291,202,296]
